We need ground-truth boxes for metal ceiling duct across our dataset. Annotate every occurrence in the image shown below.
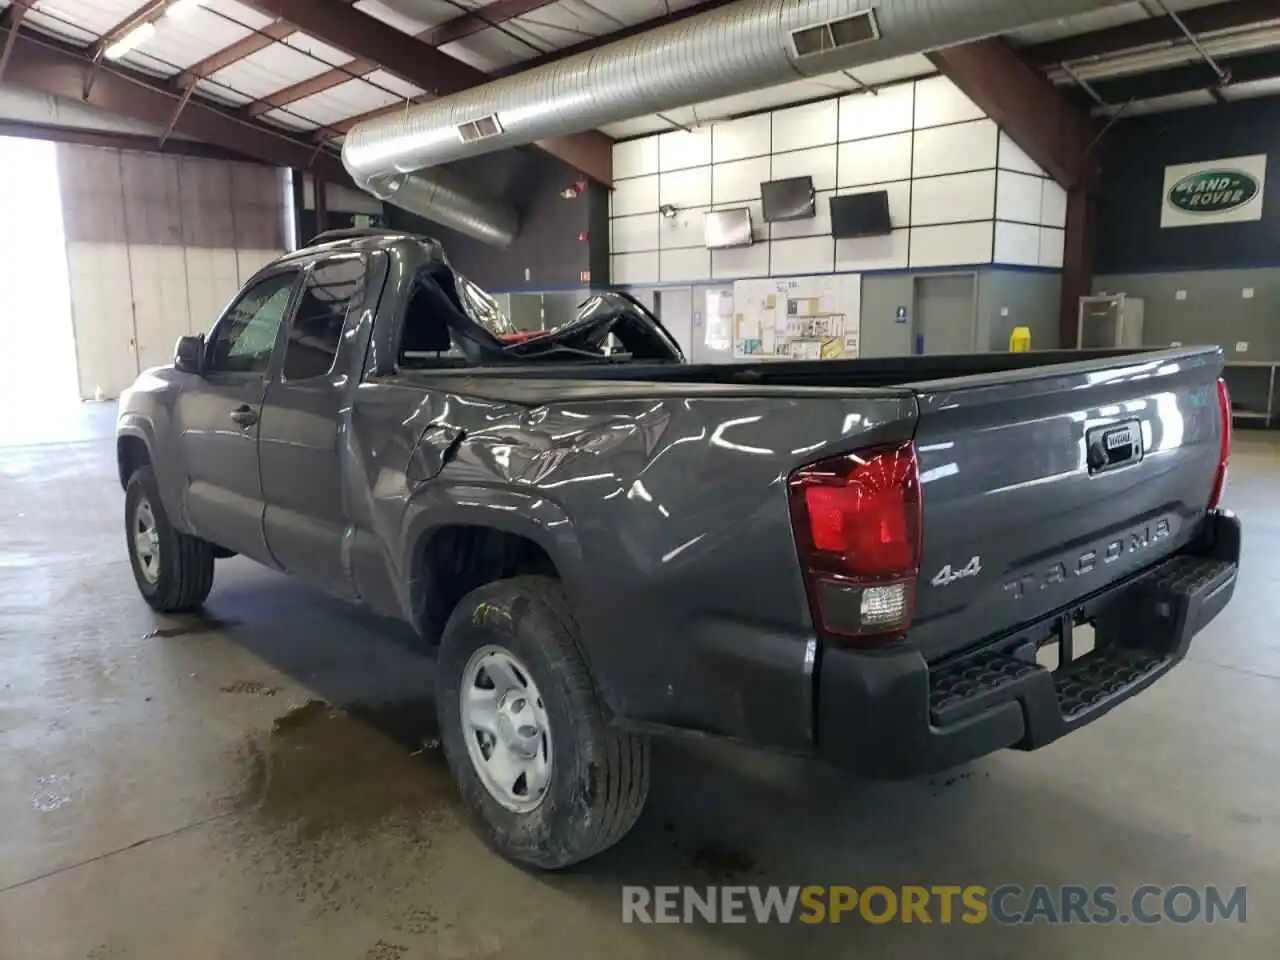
[363,168,519,247]
[344,0,1134,207]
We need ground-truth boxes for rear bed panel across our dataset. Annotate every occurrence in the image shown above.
[906,349,1224,663]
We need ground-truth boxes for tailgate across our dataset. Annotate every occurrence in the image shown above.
[907,348,1225,663]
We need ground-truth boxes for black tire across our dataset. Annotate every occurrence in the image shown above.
[436,575,650,869]
[125,465,216,613]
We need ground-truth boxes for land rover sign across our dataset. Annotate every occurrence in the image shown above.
[1161,154,1267,228]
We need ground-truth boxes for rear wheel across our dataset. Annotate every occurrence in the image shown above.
[436,576,650,869]
[125,466,216,613]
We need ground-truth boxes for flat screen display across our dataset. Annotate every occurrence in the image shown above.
[704,208,754,248]
[760,176,815,222]
[829,190,892,238]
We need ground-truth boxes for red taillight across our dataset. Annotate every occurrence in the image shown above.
[1208,376,1232,510]
[788,442,922,645]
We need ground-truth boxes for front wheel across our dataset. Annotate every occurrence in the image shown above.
[436,576,650,869]
[125,466,215,613]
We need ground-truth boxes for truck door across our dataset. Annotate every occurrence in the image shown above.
[176,268,300,563]
[258,252,371,598]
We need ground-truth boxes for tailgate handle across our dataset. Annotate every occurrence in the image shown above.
[1086,420,1144,474]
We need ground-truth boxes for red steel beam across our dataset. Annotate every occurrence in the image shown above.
[244,0,557,119]
[1024,0,1280,66]
[175,19,296,89]
[1,26,354,186]
[0,0,29,82]
[237,0,610,182]
[929,38,1102,349]
[0,117,267,161]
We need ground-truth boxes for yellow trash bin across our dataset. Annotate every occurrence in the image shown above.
[1009,325,1032,352]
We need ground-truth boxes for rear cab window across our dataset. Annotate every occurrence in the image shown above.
[282,253,368,381]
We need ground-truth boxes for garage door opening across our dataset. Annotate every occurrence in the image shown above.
[0,137,79,422]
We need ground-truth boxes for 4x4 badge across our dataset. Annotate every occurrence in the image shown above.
[932,556,982,587]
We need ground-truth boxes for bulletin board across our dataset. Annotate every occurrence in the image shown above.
[731,274,862,360]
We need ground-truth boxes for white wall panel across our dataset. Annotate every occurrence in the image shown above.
[993,220,1041,267]
[835,229,910,272]
[773,145,837,191]
[614,137,659,179]
[912,119,998,178]
[909,222,993,268]
[839,83,914,141]
[661,247,711,282]
[995,170,1043,224]
[130,246,191,372]
[67,241,138,400]
[713,155,772,204]
[837,131,912,188]
[612,251,660,285]
[771,236,834,276]
[713,113,771,163]
[772,99,838,152]
[612,174,660,217]
[997,130,1048,177]
[236,249,282,285]
[712,242,770,280]
[913,75,985,128]
[659,207,708,249]
[659,127,712,172]
[1041,180,1068,228]
[660,165,712,208]
[1039,227,1066,268]
[612,213,660,253]
[911,171,995,226]
[771,190,834,240]
[184,248,239,334]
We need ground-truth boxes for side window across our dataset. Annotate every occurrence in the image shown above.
[283,255,367,381]
[208,271,299,374]
[398,271,470,369]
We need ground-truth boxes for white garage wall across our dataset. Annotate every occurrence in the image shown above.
[57,145,287,400]
[609,75,1067,285]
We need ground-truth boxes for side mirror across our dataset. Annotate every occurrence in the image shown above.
[174,334,205,375]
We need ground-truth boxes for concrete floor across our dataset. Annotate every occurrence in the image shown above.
[2,403,1279,960]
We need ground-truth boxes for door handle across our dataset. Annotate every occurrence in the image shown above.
[229,405,258,427]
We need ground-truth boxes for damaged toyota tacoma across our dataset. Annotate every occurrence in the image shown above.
[116,230,1240,868]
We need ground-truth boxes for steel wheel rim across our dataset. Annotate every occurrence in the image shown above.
[459,644,552,813]
[133,497,161,585]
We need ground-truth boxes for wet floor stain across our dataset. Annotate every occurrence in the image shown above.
[220,679,279,696]
[212,694,464,922]
[685,840,758,882]
[31,773,72,813]
[365,941,409,960]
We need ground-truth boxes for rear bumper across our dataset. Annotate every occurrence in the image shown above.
[815,509,1241,779]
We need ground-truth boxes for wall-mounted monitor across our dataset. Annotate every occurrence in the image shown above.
[705,208,754,249]
[829,190,892,238]
[760,176,815,222]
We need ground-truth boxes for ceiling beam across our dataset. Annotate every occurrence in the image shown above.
[1025,0,1280,66]
[0,0,29,82]
[243,0,557,119]
[175,20,296,89]
[930,38,1100,189]
[0,118,266,161]
[1082,47,1280,103]
[237,0,611,182]
[1,26,354,186]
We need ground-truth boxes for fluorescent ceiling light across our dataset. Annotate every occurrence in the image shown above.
[103,21,156,60]
[166,0,203,19]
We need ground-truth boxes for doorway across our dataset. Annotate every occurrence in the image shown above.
[913,273,977,356]
[0,137,79,442]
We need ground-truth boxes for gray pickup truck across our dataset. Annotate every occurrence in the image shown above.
[117,228,1240,868]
